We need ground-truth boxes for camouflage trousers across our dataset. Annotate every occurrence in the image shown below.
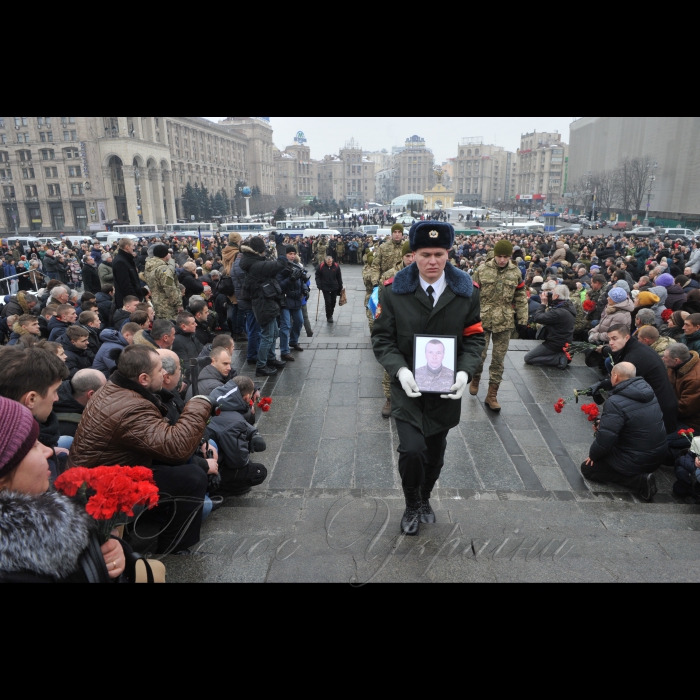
[474,329,512,386]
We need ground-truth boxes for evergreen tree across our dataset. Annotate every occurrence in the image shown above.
[274,206,286,222]
[182,182,199,220]
[199,186,212,220]
[220,189,231,216]
[213,191,226,217]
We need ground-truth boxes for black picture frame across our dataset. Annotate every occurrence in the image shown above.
[413,334,458,395]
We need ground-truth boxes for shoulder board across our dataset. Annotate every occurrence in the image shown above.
[384,277,395,286]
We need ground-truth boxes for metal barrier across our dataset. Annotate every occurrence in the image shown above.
[0,270,41,299]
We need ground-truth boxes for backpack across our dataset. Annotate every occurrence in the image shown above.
[218,274,235,297]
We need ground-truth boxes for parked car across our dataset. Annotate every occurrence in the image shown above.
[582,220,600,230]
[394,215,417,226]
[631,227,658,236]
[612,222,632,232]
[664,228,696,239]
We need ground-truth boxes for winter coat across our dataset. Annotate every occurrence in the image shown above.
[95,292,113,326]
[92,329,129,378]
[186,363,228,400]
[597,336,678,434]
[239,245,287,327]
[682,329,700,353]
[42,255,59,275]
[112,249,144,308]
[277,256,305,310]
[178,270,204,308]
[82,263,101,294]
[172,327,203,377]
[60,337,94,378]
[8,322,40,346]
[54,379,87,438]
[668,352,700,433]
[0,491,94,584]
[98,261,114,286]
[68,370,212,470]
[232,254,251,312]
[205,381,261,495]
[222,243,240,303]
[47,317,73,343]
[589,377,669,476]
[372,262,485,438]
[532,300,577,352]
[665,284,688,312]
[194,320,214,348]
[1,291,35,318]
[635,247,650,268]
[79,323,102,357]
[111,308,131,332]
[315,261,343,293]
[588,298,635,344]
[549,241,567,265]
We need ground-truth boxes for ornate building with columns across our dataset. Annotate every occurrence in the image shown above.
[0,116,274,235]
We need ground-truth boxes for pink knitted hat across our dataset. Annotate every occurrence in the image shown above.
[0,397,40,479]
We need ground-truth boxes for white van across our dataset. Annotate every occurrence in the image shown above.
[4,237,45,253]
[62,235,96,246]
[107,233,139,247]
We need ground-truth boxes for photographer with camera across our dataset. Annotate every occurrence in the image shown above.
[277,246,308,362]
[239,237,288,378]
[524,284,577,370]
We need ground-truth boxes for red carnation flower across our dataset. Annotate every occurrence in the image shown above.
[583,300,597,313]
[662,309,674,322]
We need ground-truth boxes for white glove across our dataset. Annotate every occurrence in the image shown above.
[398,368,422,399]
[441,372,470,400]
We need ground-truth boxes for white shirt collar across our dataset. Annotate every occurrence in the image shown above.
[419,273,446,307]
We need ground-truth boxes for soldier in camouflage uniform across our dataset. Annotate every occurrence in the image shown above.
[314,237,328,267]
[378,242,415,417]
[471,239,529,411]
[144,246,183,321]
[371,224,405,287]
[363,251,376,329]
[336,239,345,264]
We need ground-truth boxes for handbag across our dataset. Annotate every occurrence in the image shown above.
[339,288,348,307]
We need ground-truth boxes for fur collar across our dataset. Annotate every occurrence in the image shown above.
[677,351,700,378]
[392,262,474,298]
[0,491,91,579]
[240,245,264,258]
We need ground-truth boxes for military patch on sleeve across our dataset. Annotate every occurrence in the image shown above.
[375,304,383,319]
[384,278,394,286]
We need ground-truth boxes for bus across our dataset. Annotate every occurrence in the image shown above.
[112,224,165,235]
[220,222,274,238]
[166,223,217,235]
[276,219,330,232]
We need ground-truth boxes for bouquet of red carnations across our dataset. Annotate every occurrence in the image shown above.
[554,389,593,414]
[249,396,273,413]
[54,466,160,544]
[583,300,597,313]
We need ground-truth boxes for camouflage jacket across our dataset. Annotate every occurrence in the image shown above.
[571,294,589,333]
[472,259,528,333]
[371,240,404,286]
[145,257,181,321]
[652,335,676,357]
[315,243,328,262]
[380,261,406,285]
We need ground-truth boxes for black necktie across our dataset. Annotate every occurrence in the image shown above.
[426,286,435,307]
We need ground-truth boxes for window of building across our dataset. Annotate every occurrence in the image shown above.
[50,204,64,230]
[70,183,84,196]
[14,117,28,128]
[48,184,61,197]
[22,168,35,179]
[18,150,31,162]
[68,166,81,178]
[41,149,55,160]
[63,130,77,142]
[25,185,38,197]
[45,167,58,178]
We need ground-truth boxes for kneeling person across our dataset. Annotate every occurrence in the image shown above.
[206,376,268,497]
[582,362,667,501]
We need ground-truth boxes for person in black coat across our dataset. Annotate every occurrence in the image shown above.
[60,328,95,378]
[582,363,667,500]
[112,241,144,309]
[178,263,205,309]
[95,287,114,326]
[81,257,101,294]
[524,286,576,369]
[172,313,204,379]
[315,255,343,323]
[588,325,678,435]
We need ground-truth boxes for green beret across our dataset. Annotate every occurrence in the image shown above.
[494,240,514,257]
[391,224,404,234]
[402,241,412,257]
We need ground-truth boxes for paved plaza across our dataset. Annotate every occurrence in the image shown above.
[167,264,700,583]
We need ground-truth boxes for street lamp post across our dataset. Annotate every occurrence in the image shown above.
[643,161,659,227]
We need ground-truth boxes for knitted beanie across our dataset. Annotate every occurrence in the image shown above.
[402,241,412,257]
[494,240,514,257]
[391,224,404,234]
[0,397,40,479]
[637,291,660,307]
[248,237,267,255]
[656,273,675,288]
[152,244,169,259]
[608,287,628,304]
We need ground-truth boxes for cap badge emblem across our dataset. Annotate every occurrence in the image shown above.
[429,230,439,239]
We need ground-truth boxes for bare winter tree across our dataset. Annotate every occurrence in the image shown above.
[590,170,619,217]
[618,157,658,220]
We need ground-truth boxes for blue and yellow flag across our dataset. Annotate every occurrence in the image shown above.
[197,227,202,254]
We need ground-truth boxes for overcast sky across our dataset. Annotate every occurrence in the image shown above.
[206,117,577,162]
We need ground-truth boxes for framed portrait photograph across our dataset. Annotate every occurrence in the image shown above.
[413,335,457,395]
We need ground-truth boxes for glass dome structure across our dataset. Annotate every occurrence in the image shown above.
[391,194,425,207]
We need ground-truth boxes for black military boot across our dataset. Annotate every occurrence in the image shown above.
[420,485,437,524]
[401,487,422,537]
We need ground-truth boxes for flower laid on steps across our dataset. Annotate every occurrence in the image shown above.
[250,397,273,413]
[554,389,593,414]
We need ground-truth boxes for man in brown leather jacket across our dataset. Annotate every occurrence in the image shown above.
[69,345,215,555]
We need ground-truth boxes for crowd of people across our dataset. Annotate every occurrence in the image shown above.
[3,222,700,580]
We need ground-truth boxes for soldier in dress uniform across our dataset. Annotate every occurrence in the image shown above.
[470,239,529,412]
[373,221,485,537]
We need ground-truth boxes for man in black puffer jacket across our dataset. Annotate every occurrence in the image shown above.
[582,362,667,501]
[525,284,576,369]
[233,253,262,365]
[587,324,678,435]
[239,237,287,378]
[112,239,144,309]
